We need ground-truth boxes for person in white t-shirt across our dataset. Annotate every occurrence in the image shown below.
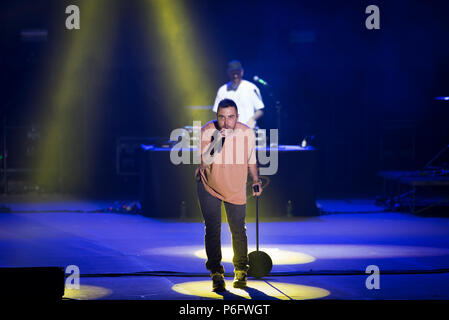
[212,60,264,128]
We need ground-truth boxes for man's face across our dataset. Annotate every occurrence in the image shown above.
[217,106,238,130]
[227,69,243,82]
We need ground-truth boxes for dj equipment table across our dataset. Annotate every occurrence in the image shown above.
[140,145,318,219]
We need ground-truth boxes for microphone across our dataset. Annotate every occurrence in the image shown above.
[253,76,269,86]
[218,137,225,153]
[209,130,225,156]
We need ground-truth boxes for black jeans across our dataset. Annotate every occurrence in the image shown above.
[197,179,249,274]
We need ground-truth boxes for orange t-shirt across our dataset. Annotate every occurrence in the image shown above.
[199,120,256,205]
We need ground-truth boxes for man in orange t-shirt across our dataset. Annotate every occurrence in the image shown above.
[195,98,263,291]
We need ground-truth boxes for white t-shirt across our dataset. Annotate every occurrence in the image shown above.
[212,79,264,125]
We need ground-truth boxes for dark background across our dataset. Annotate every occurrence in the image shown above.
[1,0,449,198]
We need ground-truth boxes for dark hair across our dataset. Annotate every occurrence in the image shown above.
[217,99,238,113]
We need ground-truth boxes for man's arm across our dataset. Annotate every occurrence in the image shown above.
[253,109,264,120]
[195,127,228,177]
[247,128,262,196]
[251,85,265,124]
[200,134,221,166]
[247,110,264,128]
[195,127,214,178]
[248,164,262,196]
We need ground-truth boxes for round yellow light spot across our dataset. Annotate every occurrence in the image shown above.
[172,280,329,300]
[63,285,112,300]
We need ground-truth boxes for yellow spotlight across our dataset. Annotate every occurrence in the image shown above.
[172,280,330,300]
[143,0,215,128]
[194,247,316,265]
[63,285,112,300]
[33,0,117,190]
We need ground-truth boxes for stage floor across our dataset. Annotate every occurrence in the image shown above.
[1,195,449,300]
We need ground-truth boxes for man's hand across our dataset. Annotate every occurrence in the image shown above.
[220,128,234,138]
[252,180,263,197]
